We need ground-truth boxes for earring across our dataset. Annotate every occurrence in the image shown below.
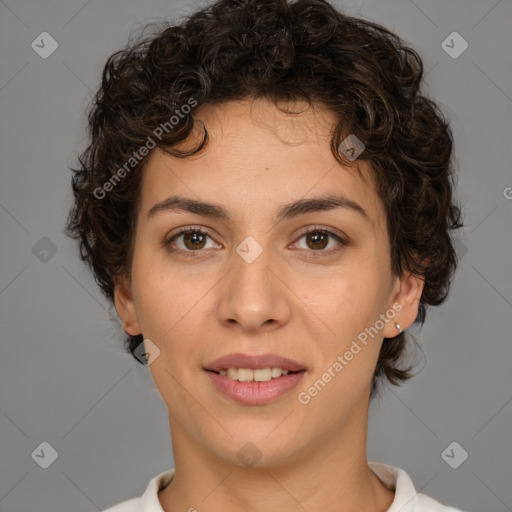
[395,323,402,333]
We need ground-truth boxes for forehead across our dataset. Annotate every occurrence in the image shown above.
[138,99,386,233]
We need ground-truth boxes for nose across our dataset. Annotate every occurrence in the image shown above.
[216,238,292,334]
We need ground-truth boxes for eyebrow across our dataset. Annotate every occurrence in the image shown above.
[147,194,370,224]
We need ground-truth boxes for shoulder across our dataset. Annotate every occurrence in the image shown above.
[368,461,468,512]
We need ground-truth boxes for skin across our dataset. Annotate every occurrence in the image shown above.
[114,98,424,512]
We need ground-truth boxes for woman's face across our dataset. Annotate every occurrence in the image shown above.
[115,99,423,468]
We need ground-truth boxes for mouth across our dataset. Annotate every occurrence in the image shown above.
[203,353,307,404]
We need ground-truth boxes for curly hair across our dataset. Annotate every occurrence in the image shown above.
[65,0,463,398]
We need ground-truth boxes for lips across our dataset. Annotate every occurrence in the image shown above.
[204,352,306,373]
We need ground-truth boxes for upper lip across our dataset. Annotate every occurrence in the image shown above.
[204,353,306,372]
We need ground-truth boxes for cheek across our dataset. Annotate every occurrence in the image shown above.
[131,245,203,331]
[135,282,205,343]
[301,263,384,328]
[131,260,219,372]
[299,265,389,381]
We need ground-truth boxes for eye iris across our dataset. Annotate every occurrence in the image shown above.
[184,231,206,250]
[307,231,328,250]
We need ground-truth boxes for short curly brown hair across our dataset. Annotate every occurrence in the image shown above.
[65,0,463,398]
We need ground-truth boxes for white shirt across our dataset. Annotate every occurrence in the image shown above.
[101,460,466,511]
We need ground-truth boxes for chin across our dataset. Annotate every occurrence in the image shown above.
[209,434,304,470]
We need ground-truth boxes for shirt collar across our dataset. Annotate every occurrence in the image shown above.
[137,468,174,511]
[368,460,421,511]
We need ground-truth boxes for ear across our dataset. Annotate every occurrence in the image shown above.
[113,274,142,336]
[383,269,425,339]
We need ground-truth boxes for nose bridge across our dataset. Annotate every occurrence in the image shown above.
[217,233,290,330]
[233,234,275,304]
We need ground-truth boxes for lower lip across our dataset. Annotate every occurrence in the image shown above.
[205,370,306,405]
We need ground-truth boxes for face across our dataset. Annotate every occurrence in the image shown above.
[115,99,423,468]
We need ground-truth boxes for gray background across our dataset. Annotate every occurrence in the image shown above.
[0,0,511,511]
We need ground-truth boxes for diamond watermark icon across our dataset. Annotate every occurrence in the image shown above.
[236,236,263,264]
[31,32,59,59]
[237,442,262,467]
[31,441,59,469]
[32,237,58,263]
[441,32,468,59]
[441,441,468,469]
[134,338,161,365]
[338,134,365,161]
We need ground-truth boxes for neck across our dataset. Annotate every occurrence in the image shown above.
[158,405,394,512]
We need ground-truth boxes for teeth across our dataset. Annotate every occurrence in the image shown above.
[238,368,254,382]
[226,368,238,380]
[218,367,290,381]
[271,367,283,378]
[254,368,272,381]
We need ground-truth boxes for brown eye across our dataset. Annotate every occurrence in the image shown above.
[182,231,207,250]
[293,227,347,256]
[305,231,329,250]
[164,227,218,255]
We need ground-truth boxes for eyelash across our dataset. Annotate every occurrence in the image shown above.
[163,225,348,259]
